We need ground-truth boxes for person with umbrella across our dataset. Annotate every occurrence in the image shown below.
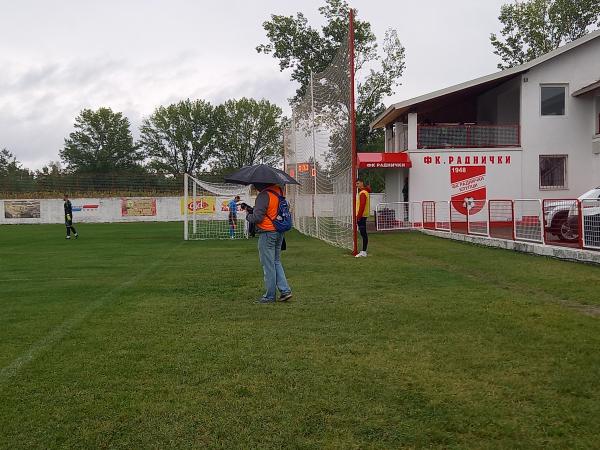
[225,165,299,304]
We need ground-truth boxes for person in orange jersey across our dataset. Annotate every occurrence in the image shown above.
[355,179,371,257]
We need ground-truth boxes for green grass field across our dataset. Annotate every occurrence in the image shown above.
[1,223,599,449]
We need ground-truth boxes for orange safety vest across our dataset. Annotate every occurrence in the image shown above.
[257,186,283,231]
[356,189,370,218]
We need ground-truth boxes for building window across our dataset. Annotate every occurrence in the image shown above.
[541,85,566,116]
[539,155,567,189]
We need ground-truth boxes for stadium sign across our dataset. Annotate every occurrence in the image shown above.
[357,152,412,169]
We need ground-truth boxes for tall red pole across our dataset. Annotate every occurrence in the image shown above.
[349,8,358,255]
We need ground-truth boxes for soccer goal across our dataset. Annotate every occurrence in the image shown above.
[183,174,252,240]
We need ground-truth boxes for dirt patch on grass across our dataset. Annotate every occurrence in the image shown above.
[563,302,600,317]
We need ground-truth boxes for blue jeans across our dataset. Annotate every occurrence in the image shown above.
[258,231,291,300]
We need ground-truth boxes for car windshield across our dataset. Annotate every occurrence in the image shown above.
[578,188,600,200]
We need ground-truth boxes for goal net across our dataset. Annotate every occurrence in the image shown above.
[284,12,356,251]
[183,174,252,240]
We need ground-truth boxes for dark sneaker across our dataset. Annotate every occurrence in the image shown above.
[279,292,293,302]
[254,298,275,304]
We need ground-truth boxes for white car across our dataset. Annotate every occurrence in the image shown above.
[544,187,600,242]
[564,188,600,242]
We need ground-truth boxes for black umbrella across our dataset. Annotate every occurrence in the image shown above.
[224,164,300,186]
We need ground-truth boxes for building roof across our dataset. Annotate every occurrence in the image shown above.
[371,28,600,130]
[572,79,600,97]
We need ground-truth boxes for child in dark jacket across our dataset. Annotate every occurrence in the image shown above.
[239,203,256,237]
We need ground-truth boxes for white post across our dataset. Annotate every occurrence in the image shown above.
[183,173,189,240]
[407,113,418,150]
[385,126,394,152]
[292,114,299,229]
[394,121,403,153]
[192,178,197,235]
[310,71,320,238]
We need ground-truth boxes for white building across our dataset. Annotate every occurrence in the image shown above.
[369,30,600,206]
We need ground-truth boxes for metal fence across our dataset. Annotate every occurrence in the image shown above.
[514,199,544,243]
[376,202,410,231]
[581,199,600,250]
[468,200,489,236]
[449,200,468,235]
[542,199,581,249]
[411,202,423,229]
[488,200,514,240]
[417,124,520,149]
[0,172,188,199]
[434,201,450,231]
[423,201,435,230]
[377,197,599,252]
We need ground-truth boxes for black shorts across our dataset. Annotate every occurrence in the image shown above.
[228,213,237,226]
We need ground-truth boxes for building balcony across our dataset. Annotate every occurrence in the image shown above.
[417,124,521,149]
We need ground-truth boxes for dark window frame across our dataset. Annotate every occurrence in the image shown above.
[540,85,567,117]
[539,154,568,190]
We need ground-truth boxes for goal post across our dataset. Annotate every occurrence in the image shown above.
[183,174,252,240]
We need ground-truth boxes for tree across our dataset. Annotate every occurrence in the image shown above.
[490,0,600,69]
[212,98,283,171]
[139,99,215,176]
[60,108,142,173]
[256,0,405,149]
[0,148,34,195]
[36,160,63,177]
[0,148,27,175]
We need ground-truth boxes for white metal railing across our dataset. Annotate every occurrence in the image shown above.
[513,199,544,244]
[582,199,600,250]
[376,201,422,231]
[468,200,489,236]
[434,201,450,232]
[380,198,598,252]
[410,202,423,229]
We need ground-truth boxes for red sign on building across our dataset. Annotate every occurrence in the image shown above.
[357,152,412,169]
[450,165,486,215]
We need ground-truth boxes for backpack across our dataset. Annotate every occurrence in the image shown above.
[266,189,293,232]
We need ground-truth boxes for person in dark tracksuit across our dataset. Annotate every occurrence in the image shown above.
[63,194,78,240]
[402,177,409,222]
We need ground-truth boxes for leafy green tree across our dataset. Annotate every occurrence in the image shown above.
[256,0,405,149]
[35,160,63,177]
[60,108,142,173]
[0,148,28,175]
[491,0,600,69]
[139,99,215,176]
[212,98,283,171]
[0,148,34,195]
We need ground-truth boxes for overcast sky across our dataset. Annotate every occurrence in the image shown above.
[0,0,508,170]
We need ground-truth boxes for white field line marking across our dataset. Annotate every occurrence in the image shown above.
[0,278,81,282]
[0,243,182,382]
